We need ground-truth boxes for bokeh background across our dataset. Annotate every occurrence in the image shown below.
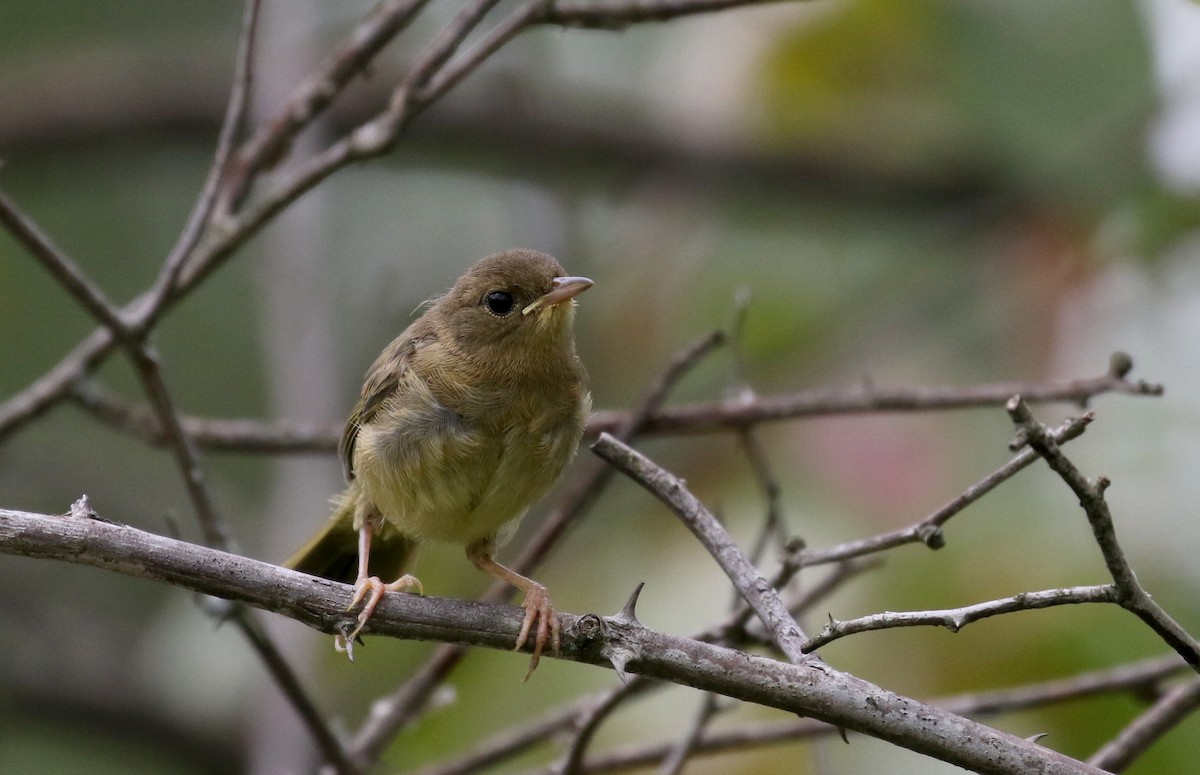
[2,0,1200,773]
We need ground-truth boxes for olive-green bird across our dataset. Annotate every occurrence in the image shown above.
[286,249,592,674]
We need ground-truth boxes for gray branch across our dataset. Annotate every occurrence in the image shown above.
[1,507,1109,775]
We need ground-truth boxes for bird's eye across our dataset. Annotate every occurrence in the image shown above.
[484,290,515,316]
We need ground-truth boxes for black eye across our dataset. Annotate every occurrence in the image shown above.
[484,290,515,316]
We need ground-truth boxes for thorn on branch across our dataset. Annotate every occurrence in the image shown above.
[615,582,645,625]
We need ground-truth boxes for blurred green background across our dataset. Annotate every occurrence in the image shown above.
[2,0,1200,773]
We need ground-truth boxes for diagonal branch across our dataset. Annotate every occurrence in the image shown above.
[1087,677,1200,772]
[0,189,130,339]
[1008,397,1200,671]
[592,433,813,662]
[142,0,263,319]
[793,413,1093,567]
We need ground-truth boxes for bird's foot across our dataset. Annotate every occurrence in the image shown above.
[516,583,560,681]
[334,573,423,658]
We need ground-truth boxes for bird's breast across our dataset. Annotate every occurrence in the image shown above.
[352,372,587,545]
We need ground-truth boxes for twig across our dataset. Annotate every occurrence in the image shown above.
[0,189,130,339]
[1087,677,1200,772]
[587,355,1162,435]
[793,413,1093,567]
[220,0,431,211]
[423,654,1186,775]
[1008,397,1200,670]
[0,507,1113,775]
[231,610,359,775]
[142,0,263,317]
[658,692,722,775]
[543,0,806,28]
[592,433,812,662]
[64,372,1122,457]
[556,683,641,775]
[0,185,233,550]
[801,585,1117,653]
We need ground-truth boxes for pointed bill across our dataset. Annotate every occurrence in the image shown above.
[522,275,593,316]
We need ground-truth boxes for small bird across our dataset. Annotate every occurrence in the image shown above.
[286,249,592,675]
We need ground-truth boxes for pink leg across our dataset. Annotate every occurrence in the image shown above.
[467,539,559,679]
[335,522,422,657]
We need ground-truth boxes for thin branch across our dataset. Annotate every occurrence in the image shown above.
[543,0,807,28]
[794,413,1093,568]
[557,683,641,775]
[64,362,1156,457]
[1008,397,1200,671]
[802,585,1117,653]
[0,188,130,339]
[231,610,359,775]
[588,355,1162,435]
[141,0,263,319]
[0,507,1112,775]
[0,183,232,550]
[592,433,812,662]
[658,692,722,775]
[1087,677,1200,772]
[220,0,431,211]
[70,380,340,453]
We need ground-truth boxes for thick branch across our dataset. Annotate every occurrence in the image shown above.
[0,507,1110,775]
[418,655,1188,775]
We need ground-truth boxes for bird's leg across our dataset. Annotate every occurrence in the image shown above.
[336,520,422,656]
[467,539,559,679]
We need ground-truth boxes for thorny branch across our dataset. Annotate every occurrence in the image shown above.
[1,0,1195,772]
[0,507,1111,775]
[802,585,1117,652]
[1007,397,1200,671]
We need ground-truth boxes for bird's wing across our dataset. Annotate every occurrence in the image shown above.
[339,332,425,482]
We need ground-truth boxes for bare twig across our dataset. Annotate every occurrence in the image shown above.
[231,611,359,775]
[658,692,722,775]
[556,683,641,775]
[588,356,1162,435]
[0,189,130,338]
[220,0,431,211]
[1008,397,1200,670]
[801,585,1117,653]
[419,654,1187,775]
[142,0,263,316]
[1087,677,1200,772]
[794,414,1093,567]
[592,433,812,662]
[551,658,1190,775]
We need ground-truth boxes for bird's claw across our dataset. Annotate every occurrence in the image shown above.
[335,574,423,659]
[516,584,560,681]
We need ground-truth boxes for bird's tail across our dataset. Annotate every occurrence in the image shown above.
[284,484,414,584]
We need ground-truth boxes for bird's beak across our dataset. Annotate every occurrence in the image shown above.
[522,276,594,316]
